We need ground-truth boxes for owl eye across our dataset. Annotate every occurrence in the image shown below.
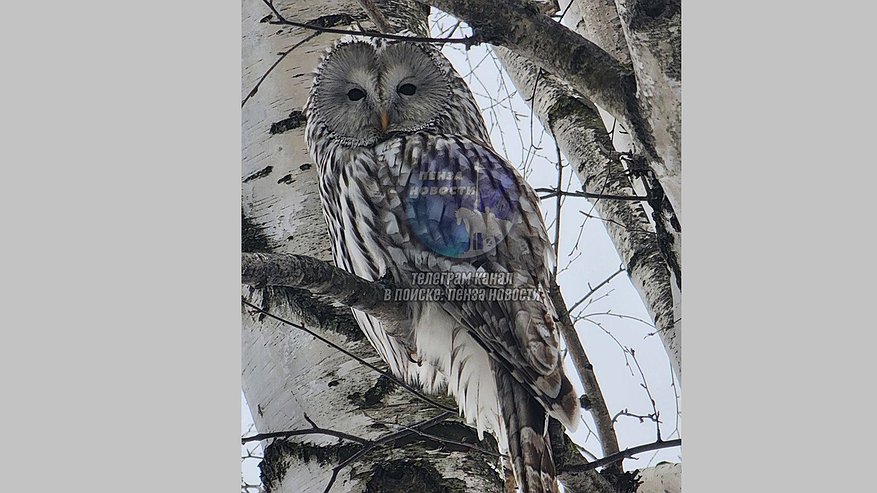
[398,83,417,96]
[347,88,366,101]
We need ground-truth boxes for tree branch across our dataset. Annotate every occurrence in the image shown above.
[242,414,370,445]
[241,31,320,108]
[426,0,649,151]
[549,282,621,474]
[534,187,650,202]
[261,0,479,45]
[559,438,680,473]
[242,252,409,330]
[495,46,680,382]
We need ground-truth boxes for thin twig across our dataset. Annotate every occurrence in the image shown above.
[242,31,320,108]
[242,416,369,445]
[548,282,621,474]
[241,298,456,413]
[552,144,564,281]
[559,438,681,473]
[322,412,454,493]
[261,0,479,45]
[535,187,650,202]
[612,408,659,424]
[629,348,662,441]
[568,265,625,313]
[578,210,657,236]
[373,419,504,458]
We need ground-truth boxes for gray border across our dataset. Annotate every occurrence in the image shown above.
[3,1,872,491]
[685,1,872,491]
[2,1,240,490]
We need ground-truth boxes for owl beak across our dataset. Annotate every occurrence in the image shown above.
[379,111,390,132]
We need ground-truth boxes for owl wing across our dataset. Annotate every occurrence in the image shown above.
[384,133,580,429]
[312,139,448,394]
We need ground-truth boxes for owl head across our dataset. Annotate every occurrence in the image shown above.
[305,37,484,147]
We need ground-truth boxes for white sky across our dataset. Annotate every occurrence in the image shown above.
[242,8,681,488]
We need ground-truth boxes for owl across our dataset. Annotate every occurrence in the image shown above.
[305,37,580,493]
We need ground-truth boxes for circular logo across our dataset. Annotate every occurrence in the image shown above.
[404,154,519,258]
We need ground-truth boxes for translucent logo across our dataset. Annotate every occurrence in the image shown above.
[403,155,519,258]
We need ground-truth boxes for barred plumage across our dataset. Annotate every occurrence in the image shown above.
[305,37,579,493]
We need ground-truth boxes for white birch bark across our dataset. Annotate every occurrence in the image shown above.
[242,1,502,491]
[636,463,681,493]
[565,0,682,215]
[562,0,631,65]
[612,0,681,215]
[560,0,681,380]
[494,48,680,382]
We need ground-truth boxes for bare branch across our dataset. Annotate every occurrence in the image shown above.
[242,252,409,330]
[535,187,650,202]
[559,438,681,474]
[241,31,320,108]
[260,0,479,45]
[426,0,649,150]
[373,419,504,458]
[551,145,564,280]
[242,418,370,445]
[548,282,621,474]
[568,265,625,313]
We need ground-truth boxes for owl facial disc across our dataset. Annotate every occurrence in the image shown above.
[308,39,453,147]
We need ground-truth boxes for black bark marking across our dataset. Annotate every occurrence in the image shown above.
[299,163,313,171]
[276,287,364,342]
[243,166,273,183]
[348,374,396,408]
[365,459,467,493]
[306,13,369,29]
[242,213,273,253]
[277,173,295,185]
[270,110,306,135]
[261,439,360,492]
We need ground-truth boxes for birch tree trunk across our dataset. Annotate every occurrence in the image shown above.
[559,0,681,379]
[611,0,681,215]
[242,1,502,491]
[560,0,682,215]
[421,0,681,382]
[490,4,681,488]
[494,47,680,382]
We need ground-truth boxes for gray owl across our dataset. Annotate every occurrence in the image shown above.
[305,37,579,493]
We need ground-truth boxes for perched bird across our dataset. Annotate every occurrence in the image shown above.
[305,36,579,493]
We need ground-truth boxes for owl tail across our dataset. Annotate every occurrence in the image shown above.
[494,367,560,493]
